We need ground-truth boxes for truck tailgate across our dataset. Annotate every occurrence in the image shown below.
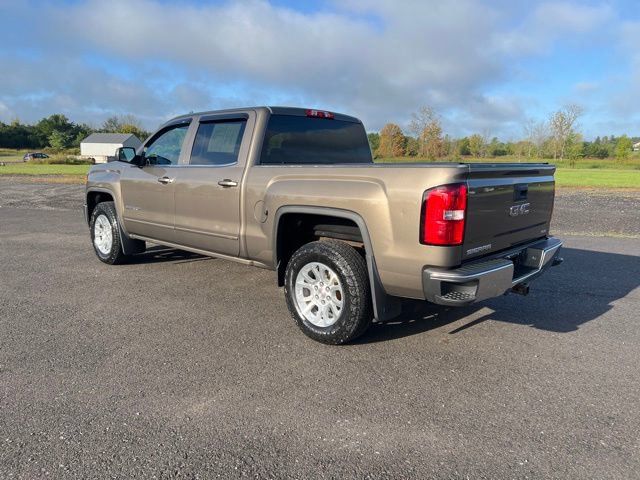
[463,164,555,260]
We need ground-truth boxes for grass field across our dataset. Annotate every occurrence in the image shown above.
[0,148,29,163]
[0,148,84,164]
[0,163,90,176]
[554,169,640,188]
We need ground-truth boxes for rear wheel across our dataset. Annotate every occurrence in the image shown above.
[90,201,128,265]
[284,240,372,344]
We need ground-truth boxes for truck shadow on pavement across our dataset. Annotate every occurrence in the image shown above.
[358,247,640,343]
[130,246,211,265]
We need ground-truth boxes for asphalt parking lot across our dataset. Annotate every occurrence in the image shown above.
[1,179,639,479]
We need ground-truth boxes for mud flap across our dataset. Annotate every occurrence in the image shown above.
[118,223,146,255]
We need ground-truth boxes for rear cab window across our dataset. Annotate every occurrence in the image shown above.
[260,114,373,165]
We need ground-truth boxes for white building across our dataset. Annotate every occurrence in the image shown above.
[80,133,142,163]
[633,141,640,152]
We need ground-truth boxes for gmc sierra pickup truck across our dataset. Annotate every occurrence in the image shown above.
[84,107,563,344]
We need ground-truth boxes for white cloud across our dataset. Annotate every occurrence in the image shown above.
[533,2,612,33]
[497,1,613,55]
[18,0,511,133]
[0,101,14,123]
[0,0,632,136]
[574,81,599,93]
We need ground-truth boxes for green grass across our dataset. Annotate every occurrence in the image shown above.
[554,169,640,188]
[0,163,90,176]
[0,148,29,163]
[0,148,84,164]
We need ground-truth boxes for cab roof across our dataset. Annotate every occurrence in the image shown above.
[167,106,361,125]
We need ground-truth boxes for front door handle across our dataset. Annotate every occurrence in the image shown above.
[218,179,238,188]
[157,176,174,184]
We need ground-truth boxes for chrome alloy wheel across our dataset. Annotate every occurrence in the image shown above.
[94,214,113,255]
[294,262,344,327]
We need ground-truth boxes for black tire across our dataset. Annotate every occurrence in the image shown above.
[284,240,372,344]
[89,201,128,265]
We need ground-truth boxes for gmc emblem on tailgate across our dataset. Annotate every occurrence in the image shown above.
[509,203,530,217]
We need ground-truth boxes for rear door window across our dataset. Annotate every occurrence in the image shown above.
[190,120,247,166]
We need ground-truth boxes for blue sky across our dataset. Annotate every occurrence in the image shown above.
[0,0,639,139]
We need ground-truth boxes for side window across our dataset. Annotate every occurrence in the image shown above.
[190,120,246,166]
[144,123,190,166]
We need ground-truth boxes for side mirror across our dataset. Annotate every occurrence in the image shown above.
[116,147,137,163]
[116,146,146,167]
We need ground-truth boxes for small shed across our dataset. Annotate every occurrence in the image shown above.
[80,133,142,163]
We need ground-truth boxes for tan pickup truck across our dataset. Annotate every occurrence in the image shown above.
[84,107,563,344]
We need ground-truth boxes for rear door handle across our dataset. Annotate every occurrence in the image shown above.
[218,179,238,188]
[157,176,174,184]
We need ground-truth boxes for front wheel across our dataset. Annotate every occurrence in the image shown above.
[89,201,128,265]
[284,240,372,344]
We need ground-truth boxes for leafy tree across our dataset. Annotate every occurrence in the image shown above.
[513,140,533,159]
[119,123,148,140]
[101,116,120,132]
[468,134,485,157]
[36,114,76,145]
[404,136,419,157]
[565,132,584,167]
[527,120,549,159]
[409,106,444,158]
[0,120,42,149]
[376,123,406,158]
[584,141,609,159]
[72,123,95,147]
[615,135,633,161]
[457,137,470,156]
[443,135,458,160]
[48,130,72,151]
[0,115,94,150]
[549,104,583,161]
[367,132,380,156]
[420,122,445,160]
[101,115,148,140]
[487,137,510,156]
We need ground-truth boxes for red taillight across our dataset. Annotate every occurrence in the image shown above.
[306,109,334,119]
[420,183,467,246]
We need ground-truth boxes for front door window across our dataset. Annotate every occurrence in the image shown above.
[144,124,190,165]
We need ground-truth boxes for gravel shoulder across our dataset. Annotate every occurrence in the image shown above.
[552,188,640,237]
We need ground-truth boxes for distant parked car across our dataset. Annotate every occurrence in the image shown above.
[23,152,49,162]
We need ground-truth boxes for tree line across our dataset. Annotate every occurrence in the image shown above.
[368,104,638,163]
[2,107,638,161]
[0,114,150,151]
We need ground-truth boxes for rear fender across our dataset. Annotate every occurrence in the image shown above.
[273,206,402,322]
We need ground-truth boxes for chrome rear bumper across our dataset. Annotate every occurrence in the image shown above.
[423,237,563,306]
